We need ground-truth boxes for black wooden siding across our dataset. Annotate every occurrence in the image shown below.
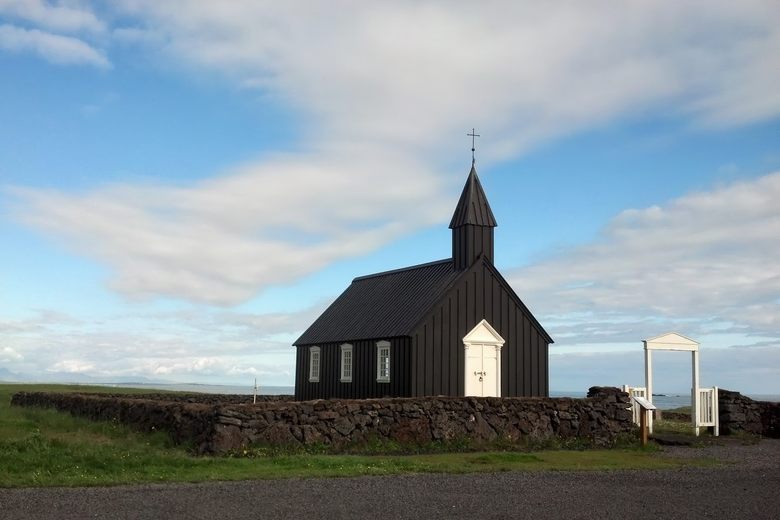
[409,258,549,397]
[452,224,494,270]
[295,337,412,400]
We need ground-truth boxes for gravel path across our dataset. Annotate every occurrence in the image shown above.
[2,439,778,520]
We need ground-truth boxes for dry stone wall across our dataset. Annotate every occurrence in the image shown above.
[12,386,633,454]
[11,391,217,447]
[718,389,779,438]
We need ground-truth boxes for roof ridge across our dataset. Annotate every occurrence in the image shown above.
[352,258,452,282]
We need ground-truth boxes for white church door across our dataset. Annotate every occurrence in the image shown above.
[463,319,504,397]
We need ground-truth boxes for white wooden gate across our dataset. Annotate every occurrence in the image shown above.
[695,386,719,436]
[622,385,648,426]
[624,384,719,436]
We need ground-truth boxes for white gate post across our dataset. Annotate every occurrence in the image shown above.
[692,349,700,436]
[644,347,653,433]
[713,386,719,437]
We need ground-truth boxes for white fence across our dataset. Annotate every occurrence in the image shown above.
[695,386,719,436]
[622,385,648,426]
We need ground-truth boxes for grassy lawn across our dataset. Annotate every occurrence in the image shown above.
[0,383,715,488]
[653,419,699,435]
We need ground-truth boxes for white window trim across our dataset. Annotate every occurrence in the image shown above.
[309,346,320,383]
[340,343,353,383]
[376,340,391,383]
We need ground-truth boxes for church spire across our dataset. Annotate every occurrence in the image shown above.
[450,163,497,270]
[449,164,497,229]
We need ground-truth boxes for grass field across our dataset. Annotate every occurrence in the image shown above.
[0,383,715,488]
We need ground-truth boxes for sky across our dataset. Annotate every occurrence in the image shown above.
[1,1,779,394]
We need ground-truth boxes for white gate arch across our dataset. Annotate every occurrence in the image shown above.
[643,332,718,436]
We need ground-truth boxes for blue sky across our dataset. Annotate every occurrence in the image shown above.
[1,1,779,394]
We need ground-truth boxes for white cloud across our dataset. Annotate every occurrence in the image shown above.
[0,23,109,67]
[49,359,95,373]
[511,172,780,343]
[0,0,104,33]
[0,304,317,385]
[0,346,24,362]
[113,0,780,158]
[12,1,780,306]
[12,150,447,304]
[551,344,780,394]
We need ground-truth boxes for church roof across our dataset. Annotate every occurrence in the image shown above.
[448,165,497,228]
[294,259,461,345]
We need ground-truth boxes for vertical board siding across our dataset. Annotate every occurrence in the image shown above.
[505,307,513,396]
[432,311,441,394]
[294,337,412,400]
[523,315,531,395]
[443,298,453,395]
[543,341,549,396]
[425,323,433,395]
[452,225,495,269]
[408,259,549,398]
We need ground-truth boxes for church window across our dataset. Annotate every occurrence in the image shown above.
[376,341,390,382]
[309,346,320,382]
[340,343,353,382]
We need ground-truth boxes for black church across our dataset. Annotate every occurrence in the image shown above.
[293,162,552,400]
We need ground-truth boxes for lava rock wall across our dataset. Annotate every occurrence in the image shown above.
[12,386,633,454]
[718,389,779,438]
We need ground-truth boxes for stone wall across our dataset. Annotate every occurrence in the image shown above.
[12,386,633,454]
[718,389,779,438]
[11,391,217,447]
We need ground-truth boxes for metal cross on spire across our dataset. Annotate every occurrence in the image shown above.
[467,128,480,165]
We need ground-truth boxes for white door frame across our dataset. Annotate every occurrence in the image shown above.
[644,332,707,435]
[464,319,505,397]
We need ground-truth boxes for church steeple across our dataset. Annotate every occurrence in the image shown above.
[450,164,497,270]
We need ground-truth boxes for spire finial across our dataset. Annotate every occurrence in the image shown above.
[467,128,480,165]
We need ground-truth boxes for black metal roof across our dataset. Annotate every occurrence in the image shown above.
[448,165,497,229]
[294,259,460,345]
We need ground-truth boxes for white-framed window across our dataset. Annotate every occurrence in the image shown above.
[340,343,353,383]
[376,340,390,382]
[309,346,320,383]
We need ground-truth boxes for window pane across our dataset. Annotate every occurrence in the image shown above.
[378,345,390,380]
[341,345,352,381]
[309,350,320,381]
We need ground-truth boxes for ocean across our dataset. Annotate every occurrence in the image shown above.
[551,391,780,409]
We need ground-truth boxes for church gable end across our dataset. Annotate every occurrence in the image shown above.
[409,256,551,398]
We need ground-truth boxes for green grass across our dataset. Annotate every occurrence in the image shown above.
[0,383,715,488]
[653,419,701,435]
[666,406,692,414]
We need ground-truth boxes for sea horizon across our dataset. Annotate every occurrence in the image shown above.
[3,380,778,409]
